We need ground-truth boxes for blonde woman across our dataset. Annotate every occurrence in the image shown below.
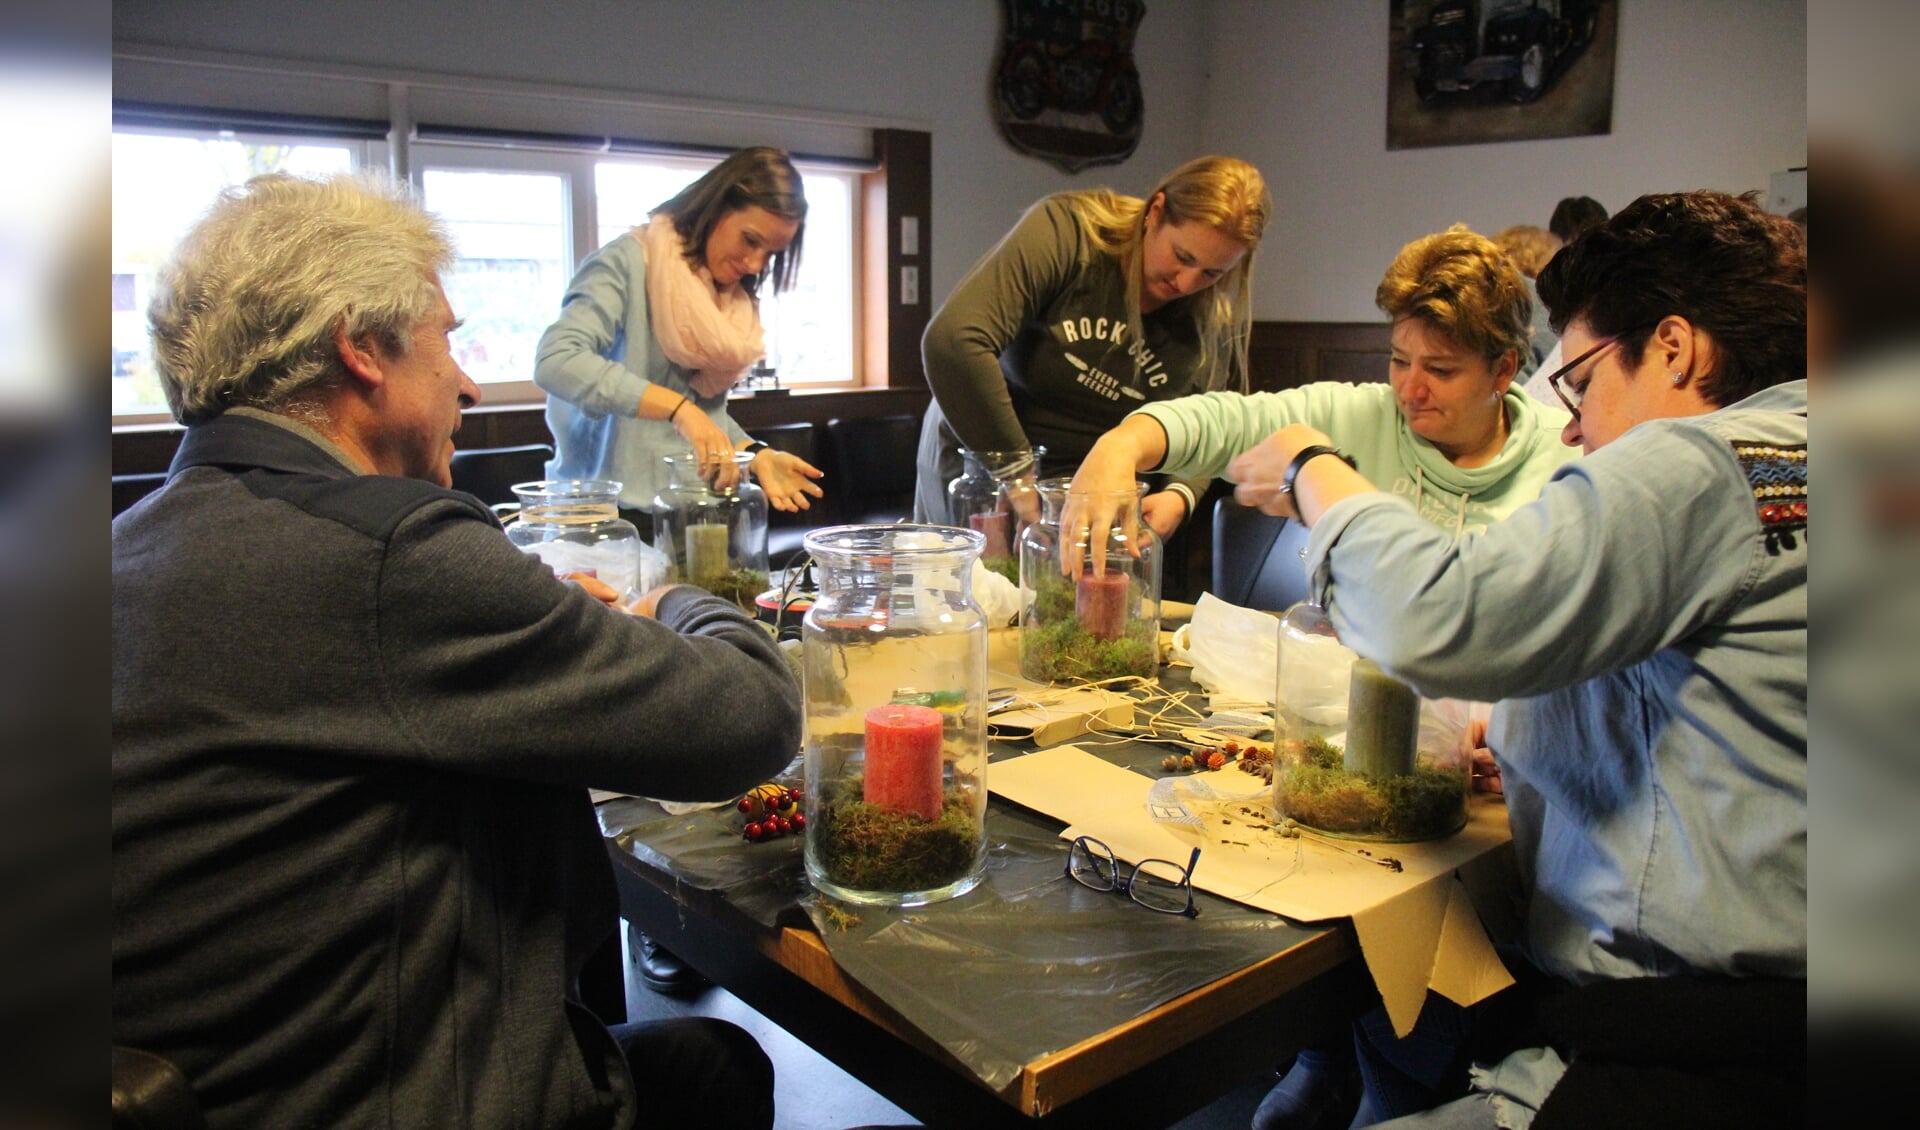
[912,155,1271,537]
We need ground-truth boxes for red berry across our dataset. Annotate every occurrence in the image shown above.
[791,812,806,830]
[744,821,763,841]
[737,797,755,815]
[775,816,793,835]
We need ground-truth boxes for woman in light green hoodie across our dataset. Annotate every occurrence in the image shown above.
[1065,225,1577,575]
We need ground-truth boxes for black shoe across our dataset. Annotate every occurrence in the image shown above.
[631,927,711,996]
[1251,1048,1360,1130]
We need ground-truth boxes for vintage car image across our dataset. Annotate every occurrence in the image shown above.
[1408,0,1601,104]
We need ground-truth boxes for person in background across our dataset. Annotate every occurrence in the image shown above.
[1065,224,1575,581]
[1234,190,1807,1128]
[1493,223,1558,375]
[1546,194,1608,248]
[536,146,824,526]
[114,172,801,1130]
[913,155,1270,539]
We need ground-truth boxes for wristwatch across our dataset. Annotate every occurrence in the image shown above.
[742,441,771,456]
[1279,445,1357,496]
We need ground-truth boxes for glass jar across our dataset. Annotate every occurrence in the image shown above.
[652,452,770,611]
[946,446,1044,586]
[1271,601,1469,842]
[506,479,651,600]
[800,524,989,907]
[1017,476,1161,684]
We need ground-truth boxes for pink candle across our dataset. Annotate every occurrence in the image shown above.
[968,508,1011,559]
[863,704,945,820]
[1075,570,1131,640]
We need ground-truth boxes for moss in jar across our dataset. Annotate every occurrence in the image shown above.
[814,780,981,892]
[981,554,1020,587]
[1274,735,1467,841]
[697,566,769,611]
[1020,571,1157,683]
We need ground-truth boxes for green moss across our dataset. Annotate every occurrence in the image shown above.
[697,567,769,611]
[814,782,982,892]
[1019,570,1158,683]
[1275,737,1468,841]
[981,554,1020,587]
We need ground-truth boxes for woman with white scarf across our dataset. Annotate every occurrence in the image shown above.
[536,146,824,521]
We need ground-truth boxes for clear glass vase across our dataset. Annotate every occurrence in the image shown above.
[1271,601,1469,842]
[800,524,989,907]
[946,446,1043,587]
[1017,476,1161,684]
[651,452,770,611]
[505,479,651,600]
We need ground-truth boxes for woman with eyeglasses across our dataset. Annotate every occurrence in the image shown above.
[1236,191,1807,1128]
[1064,225,1576,580]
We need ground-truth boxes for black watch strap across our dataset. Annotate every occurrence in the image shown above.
[743,440,771,455]
[1279,445,1356,496]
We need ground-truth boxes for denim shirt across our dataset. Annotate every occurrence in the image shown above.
[1304,381,1807,989]
[533,233,750,511]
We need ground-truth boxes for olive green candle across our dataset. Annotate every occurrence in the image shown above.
[686,523,731,588]
[1345,659,1420,778]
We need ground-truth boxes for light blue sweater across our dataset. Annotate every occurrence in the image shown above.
[534,233,751,511]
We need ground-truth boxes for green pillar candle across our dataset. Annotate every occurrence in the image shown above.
[1344,659,1419,778]
[686,522,731,588]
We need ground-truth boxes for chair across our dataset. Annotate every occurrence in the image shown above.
[824,415,920,526]
[449,443,555,511]
[1211,497,1313,611]
[112,473,169,517]
[112,1046,206,1130]
[754,423,823,570]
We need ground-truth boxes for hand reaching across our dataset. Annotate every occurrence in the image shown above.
[1460,718,1502,795]
[670,401,743,489]
[752,449,826,513]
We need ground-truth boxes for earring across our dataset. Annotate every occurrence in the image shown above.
[1670,371,1686,387]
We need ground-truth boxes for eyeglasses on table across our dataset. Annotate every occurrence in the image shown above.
[1065,836,1202,918]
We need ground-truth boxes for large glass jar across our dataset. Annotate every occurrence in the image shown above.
[1271,601,1469,842]
[506,479,651,600]
[946,446,1044,587]
[800,525,989,907]
[1017,476,1161,684]
[652,452,770,611]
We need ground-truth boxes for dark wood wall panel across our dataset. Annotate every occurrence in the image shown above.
[1247,321,1391,393]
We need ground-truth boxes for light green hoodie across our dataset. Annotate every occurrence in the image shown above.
[1137,382,1579,536]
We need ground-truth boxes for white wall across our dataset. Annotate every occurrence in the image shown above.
[113,0,1806,324]
[1206,0,1807,321]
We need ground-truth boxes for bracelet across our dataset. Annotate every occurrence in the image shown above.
[668,395,689,423]
[1279,445,1357,496]
[743,440,770,455]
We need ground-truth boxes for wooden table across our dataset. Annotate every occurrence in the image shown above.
[597,754,1384,1128]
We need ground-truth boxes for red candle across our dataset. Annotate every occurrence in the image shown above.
[1075,570,1131,640]
[863,704,946,820]
[968,508,1011,559]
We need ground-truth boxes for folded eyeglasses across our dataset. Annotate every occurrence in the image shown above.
[1065,836,1201,918]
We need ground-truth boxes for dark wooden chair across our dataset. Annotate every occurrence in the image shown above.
[1211,497,1313,611]
[449,443,555,513]
[824,415,920,526]
[112,472,169,518]
[755,422,823,569]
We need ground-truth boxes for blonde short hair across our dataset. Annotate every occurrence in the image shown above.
[1494,223,1558,279]
[1375,224,1533,367]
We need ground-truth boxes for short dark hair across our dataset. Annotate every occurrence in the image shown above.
[1548,195,1608,243]
[1536,190,1806,407]
[653,146,807,296]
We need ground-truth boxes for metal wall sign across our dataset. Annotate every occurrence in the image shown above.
[993,0,1145,173]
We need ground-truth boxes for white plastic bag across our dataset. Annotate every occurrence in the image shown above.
[1174,593,1281,705]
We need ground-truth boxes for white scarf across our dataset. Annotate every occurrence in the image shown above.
[639,213,765,398]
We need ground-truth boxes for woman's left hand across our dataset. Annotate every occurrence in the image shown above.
[1140,490,1188,540]
[1227,424,1337,520]
[752,449,826,513]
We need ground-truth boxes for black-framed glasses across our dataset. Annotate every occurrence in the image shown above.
[1066,836,1202,917]
[1544,337,1620,421]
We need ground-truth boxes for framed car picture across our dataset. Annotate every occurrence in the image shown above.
[1387,0,1618,150]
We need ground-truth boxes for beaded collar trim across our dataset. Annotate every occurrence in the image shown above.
[1733,443,1807,552]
